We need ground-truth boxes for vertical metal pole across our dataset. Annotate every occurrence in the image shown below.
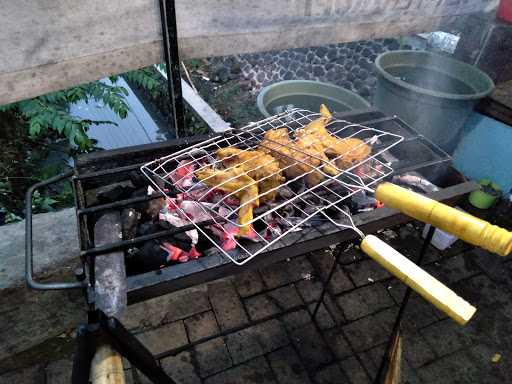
[311,245,343,320]
[373,226,436,384]
[158,0,185,138]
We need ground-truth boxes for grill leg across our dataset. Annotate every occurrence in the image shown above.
[99,312,177,384]
[311,245,343,320]
[373,226,436,384]
[72,325,96,384]
[71,311,177,384]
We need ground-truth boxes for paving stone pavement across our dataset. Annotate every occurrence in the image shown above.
[2,225,512,383]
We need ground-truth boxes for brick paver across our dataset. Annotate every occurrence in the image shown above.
[402,334,437,368]
[160,351,201,384]
[295,278,323,304]
[342,315,388,352]
[204,356,276,384]
[313,363,350,384]
[121,287,210,332]
[0,365,44,384]
[244,285,303,321]
[234,270,266,297]
[307,302,335,330]
[420,319,473,357]
[339,356,371,384]
[45,359,72,384]
[194,337,232,377]
[184,311,219,343]
[280,309,311,333]
[416,351,481,384]
[344,259,391,286]
[267,346,312,384]
[225,319,289,364]
[290,323,333,371]
[136,321,188,355]
[336,284,395,321]
[323,328,353,360]
[4,224,512,384]
[309,251,354,294]
[208,281,249,331]
[258,256,313,290]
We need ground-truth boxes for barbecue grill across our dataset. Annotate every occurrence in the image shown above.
[141,108,403,264]
[25,108,480,383]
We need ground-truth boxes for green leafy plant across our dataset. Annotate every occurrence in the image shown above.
[0,71,170,224]
[0,81,130,150]
[122,68,164,98]
[31,190,58,213]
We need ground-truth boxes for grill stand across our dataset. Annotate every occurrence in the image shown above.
[372,225,436,383]
[311,226,436,384]
[71,310,176,384]
[24,109,476,383]
[73,0,181,381]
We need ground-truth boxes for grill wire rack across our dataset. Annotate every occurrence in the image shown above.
[142,108,404,265]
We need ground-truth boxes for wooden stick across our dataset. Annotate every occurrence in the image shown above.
[90,344,125,384]
[361,235,477,325]
[384,332,402,384]
[181,61,198,93]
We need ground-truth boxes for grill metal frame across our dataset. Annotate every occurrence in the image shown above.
[25,108,475,300]
[141,109,403,264]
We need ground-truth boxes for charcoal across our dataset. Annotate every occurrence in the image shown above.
[195,228,220,254]
[253,218,268,233]
[304,205,318,215]
[278,204,295,219]
[137,221,160,236]
[96,181,135,203]
[158,220,188,238]
[157,220,172,230]
[130,240,168,273]
[137,197,165,221]
[277,185,295,200]
[129,170,147,188]
[132,187,149,197]
[121,208,140,240]
[348,191,377,212]
[289,178,306,194]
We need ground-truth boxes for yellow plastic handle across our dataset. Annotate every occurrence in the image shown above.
[361,235,476,325]
[375,182,512,257]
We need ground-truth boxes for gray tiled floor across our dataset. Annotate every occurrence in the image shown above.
[2,225,512,383]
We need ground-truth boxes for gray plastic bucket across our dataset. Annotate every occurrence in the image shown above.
[257,80,370,117]
[374,50,494,153]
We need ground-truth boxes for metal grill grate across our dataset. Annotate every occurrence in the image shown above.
[141,109,403,264]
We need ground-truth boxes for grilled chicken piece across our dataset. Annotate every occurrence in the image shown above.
[216,147,284,202]
[195,167,258,236]
[297,104,371,169]
[295,131,339,176]
[258,128,293,161]
[259,126,337,186]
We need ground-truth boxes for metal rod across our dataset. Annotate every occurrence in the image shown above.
[80,219,219,258]
[373,225,436,384]
[25,170,84,290]
[158,0,185,137]
[77,194,164,215]
[75,163,144,180]
[311,244,344,319]
[100,313,176,384]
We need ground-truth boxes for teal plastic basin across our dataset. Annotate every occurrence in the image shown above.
[257,80,370,117]
[374,50,494,154]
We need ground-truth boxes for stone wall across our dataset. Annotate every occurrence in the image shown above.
[209,38,404,101]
